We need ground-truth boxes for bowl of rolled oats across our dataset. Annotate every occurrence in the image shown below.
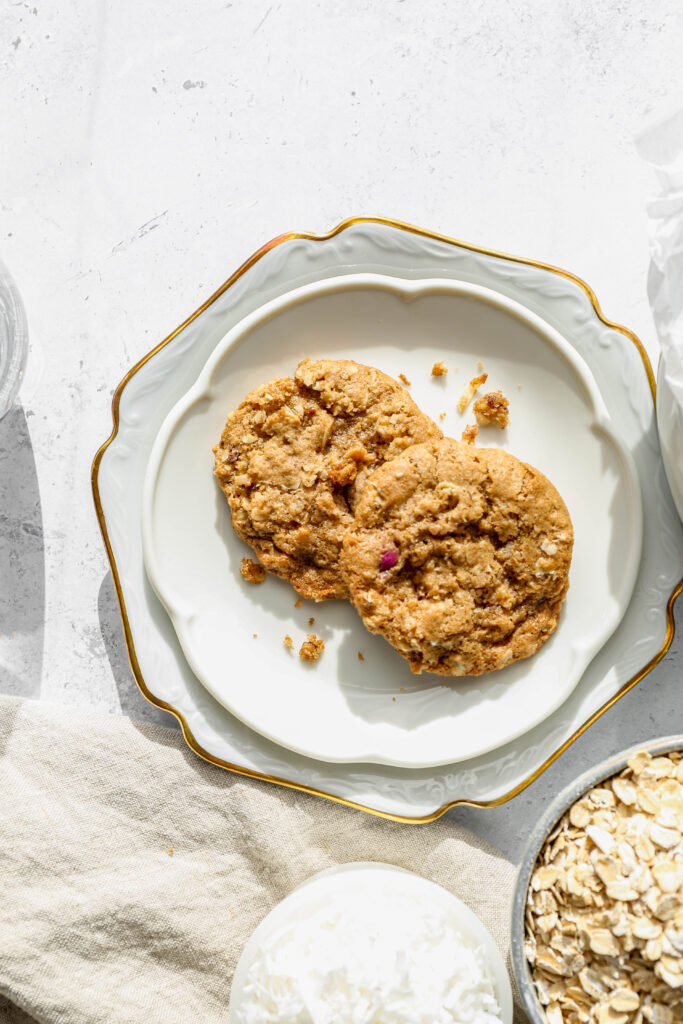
[511,738,683,1024]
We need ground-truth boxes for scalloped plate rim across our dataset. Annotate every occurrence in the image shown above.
[90,215,682,820]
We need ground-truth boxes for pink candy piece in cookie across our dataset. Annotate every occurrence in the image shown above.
[379,547,398,570]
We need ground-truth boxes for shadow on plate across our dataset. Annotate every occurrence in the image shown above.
[334,621,567,730]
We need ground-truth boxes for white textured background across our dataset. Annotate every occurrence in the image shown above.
[1,0,682,860]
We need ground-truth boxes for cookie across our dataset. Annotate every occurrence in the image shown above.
[340,438,573,675]
[213,359,442,600]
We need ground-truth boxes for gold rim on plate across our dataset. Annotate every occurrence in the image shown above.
[90,216,683,824]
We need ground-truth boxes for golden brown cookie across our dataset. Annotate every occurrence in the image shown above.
[340,438,573,675]
[213,359,442,600]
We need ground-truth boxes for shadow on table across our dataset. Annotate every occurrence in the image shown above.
[0,992,38,1024]
[0,403,44,699]
[97,571,179,728]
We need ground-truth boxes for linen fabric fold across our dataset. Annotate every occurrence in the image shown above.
[0,695,524,1024]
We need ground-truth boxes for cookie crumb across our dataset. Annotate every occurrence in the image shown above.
[431,360,448,377]
[477,361,483,369]
[473,390,509,429]
[240,557,266,584]
[439,411,446,421]
[252,633,258,639]
[308,617,315,626]
[398,373,411,386]
[457,372,488,414]
[283,634,294,650]
[392,696,396,701]
[357,651,364,661]
[517,383,522,390]
[294,598,302,608]
[299,633,325,663]
[461,424,479,445]
[168,847,173,856]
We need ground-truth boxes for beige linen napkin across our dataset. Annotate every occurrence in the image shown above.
[0,695,525,1023]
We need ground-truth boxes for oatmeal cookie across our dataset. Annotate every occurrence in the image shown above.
[340,438,573,675]
[213,359,442,600]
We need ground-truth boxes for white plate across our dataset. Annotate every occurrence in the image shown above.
[142,274,642,768]
[229,862,513,1024]
[92,218,683,818]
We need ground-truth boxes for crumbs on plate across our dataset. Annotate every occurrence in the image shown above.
[473,390,509,429]
[461,424,478,445]
[398,373,412,386]
[240,557,266,584]
[299,634,325,663]
[457,372,488,414]
[283,634,294,650]
[431,360,448,377]
[357,651,364,661]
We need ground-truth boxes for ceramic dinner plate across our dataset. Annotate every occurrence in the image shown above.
[93,218,683,818]
[142,274,642,768]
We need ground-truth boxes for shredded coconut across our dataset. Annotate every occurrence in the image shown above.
[233,890,503,1024]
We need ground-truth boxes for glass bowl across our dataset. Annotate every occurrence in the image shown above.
[0,258,28,419]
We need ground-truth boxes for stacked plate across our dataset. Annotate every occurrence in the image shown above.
[92,217,683,821]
